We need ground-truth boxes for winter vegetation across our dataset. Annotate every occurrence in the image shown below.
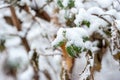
[0,0,120,80]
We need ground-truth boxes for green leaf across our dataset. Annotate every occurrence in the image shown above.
[68,0,74,9]
[83,37,89,42]
[72,44,81,53]
[54,41,65,48]
[66,44,82,57]
[66,45,76,57]
[57,0,64,8]
[81,20,90,27]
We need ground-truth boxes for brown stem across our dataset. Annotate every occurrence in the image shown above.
[10,6,30,52]
[61,44,74,80]
[21,37,30,52]
[10,6,21,31]
[31,50,39,80]
[10,6,40,80]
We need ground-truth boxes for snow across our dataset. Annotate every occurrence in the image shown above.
[74,0,84,9]
[87,7,104,15]
[84,1,98,9]
[74,8,90,25]
[70,8,77,14]
[5,37,21,47]
[7,46,29,71]
[0,0,120,80]
[17,66,34,80]
[95,0,113,8]
[52,28,65,46]
[94,50,120,80]
[20,0,31,6]
[52,27,89,48]
[106,9,117,16]
[65,27,88,46]
[115,20,120,30]
[62,0,69,7]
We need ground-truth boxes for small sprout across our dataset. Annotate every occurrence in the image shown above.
[81,20,90,28]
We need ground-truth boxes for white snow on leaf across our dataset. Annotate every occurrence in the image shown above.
[52,28,65,47]
[74,8,90,25]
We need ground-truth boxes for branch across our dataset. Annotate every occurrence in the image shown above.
[9,6,30,52]
[39,0,53,10]
[79,54,89,76]
[10,6,21,31]
[92,14,112,26]
[30,50,39,80]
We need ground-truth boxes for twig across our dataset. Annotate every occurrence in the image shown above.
[0,4,10,9]
[33,0,39,10]
[92,14,112,25]
[111,21,120,50]
[39,0,53,10]
[10,6,21,31]
[101,14,116,19]
[30,50,39,80]
[79,54,89,76]
[9,6,30,52]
